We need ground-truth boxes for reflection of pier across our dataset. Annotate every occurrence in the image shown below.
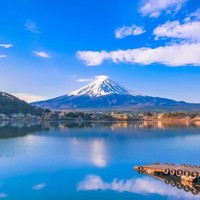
[134,163,200,195]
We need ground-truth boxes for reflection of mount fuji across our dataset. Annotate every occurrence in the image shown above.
[32,75,200,111]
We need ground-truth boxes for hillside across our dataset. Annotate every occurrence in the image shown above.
[0,92,47,115]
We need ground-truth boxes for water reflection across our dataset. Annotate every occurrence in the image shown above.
[0,193,8,198]
[44,120,200,129]
[90,139,107,167]
[0,123,46,139]
[135,169,200,197]
[0,121,200,200]
[1,120,200,140]
[78,174,199,199]
[63,137,108,168]
[32,183,47,190]
[1,120,200,133]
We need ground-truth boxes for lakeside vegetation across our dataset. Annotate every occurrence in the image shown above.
[1,110,200,122]
[40,111,200,122]
[0,108,200,123]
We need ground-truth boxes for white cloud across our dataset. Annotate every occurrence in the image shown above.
[77,175,198,199]
[25,20,40,33]
[184,9,200,23]
[77,43,200,67]
[153,8,200,42]
[76,51,108,66]
[12,93,46,103]
[139,0,186,18]
[77,78,94,82]
[32,183,46,190]
[0,55,6,58]
[154,20,200,42]
[33,51,50,58]
[115,25,145,39]
[0,44,13,48]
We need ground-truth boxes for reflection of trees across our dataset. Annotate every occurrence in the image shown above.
[44,121,200,130]
[44,121,131,129]
[193,121,200,127]
[44,121,145,129]
[140,121,200,129]
[2,121,199,134]
[1,120,200,139]
[0,123,46,139]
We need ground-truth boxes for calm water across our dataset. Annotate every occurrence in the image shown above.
[0,121,200,200]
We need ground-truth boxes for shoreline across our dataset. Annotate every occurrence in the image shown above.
[0,118,200,123]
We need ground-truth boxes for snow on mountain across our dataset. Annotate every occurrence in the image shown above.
[69,75,141,97]
[31,75,200,111]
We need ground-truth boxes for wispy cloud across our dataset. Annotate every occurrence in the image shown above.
[76,75,109,83]
[77,175,198,199]
[76,43,200,67]
[154,18,200,42]
[32,183,46,190]
[95,75,108,80]
[139,0,187,18]
[0,55,6,58]
[0,44,13,48]
[115,25,145,39]
[25,19,40,33]
[12,93,46,103]
[70,74,77,78]
[77,78,94,82]
[33,51,50,58]
[189,9,200,20]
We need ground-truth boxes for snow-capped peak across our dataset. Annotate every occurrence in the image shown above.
[68,75,141,97]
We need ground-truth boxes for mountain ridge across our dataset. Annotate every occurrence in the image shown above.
[31,76,200,111]
[0,91,47,115]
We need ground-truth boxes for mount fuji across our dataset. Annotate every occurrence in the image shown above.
[69,75,141,97]
[32,75,200,111]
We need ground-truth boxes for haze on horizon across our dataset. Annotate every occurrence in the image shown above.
[0,0,200,103]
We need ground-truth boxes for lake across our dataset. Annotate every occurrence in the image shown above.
[0,121,200,200]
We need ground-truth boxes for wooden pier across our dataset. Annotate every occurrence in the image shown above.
[134,162,200,182]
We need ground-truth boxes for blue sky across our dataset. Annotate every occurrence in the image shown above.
[0,0,200,103]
